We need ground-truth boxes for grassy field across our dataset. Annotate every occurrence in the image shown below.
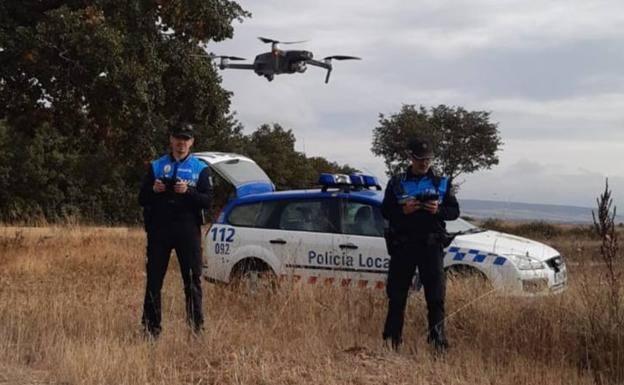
[0,224,622,385]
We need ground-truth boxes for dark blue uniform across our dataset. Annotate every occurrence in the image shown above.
[381,168,459,349]
[139,153,212,335]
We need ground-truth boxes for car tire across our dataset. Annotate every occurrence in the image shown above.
[445,264,492,292]
[230,258,277,294]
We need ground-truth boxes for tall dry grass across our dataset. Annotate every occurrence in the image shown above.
[0,225,622,385]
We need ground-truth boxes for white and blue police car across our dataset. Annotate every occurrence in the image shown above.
[195,152,567,296]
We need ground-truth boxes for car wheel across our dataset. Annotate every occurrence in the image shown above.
[230,258,277,294]
[445,265,492,292]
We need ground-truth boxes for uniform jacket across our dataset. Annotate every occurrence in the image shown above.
[138,153,212,228]
[382,168,460,240]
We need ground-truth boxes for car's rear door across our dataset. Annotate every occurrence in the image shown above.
[205,201,269,282]
[193,152,274,198]
[262,197,350,284]
[337,198,389,288]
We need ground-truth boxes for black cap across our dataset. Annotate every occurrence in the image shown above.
[408,137,434,159]
[170,122,194,139]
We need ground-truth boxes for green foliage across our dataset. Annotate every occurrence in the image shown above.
[244,124,313,190]
[0,1,250,223]
[371,104,502,181]
[0,2,357,224]
[307,156,358,176]
[201,123,359,218]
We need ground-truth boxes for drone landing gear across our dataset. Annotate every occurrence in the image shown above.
[265,74,274,81]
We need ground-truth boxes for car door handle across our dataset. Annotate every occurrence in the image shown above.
[339,243,358,250]
[270,239,287,245]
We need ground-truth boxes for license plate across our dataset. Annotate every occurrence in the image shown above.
[554,268,567,284]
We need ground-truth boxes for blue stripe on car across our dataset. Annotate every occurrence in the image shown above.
[493,257,507,265]
[446,248,506,267]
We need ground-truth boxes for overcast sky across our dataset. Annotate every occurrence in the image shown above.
[209,0,624,209]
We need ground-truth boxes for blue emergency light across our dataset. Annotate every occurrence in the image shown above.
[318,173,351,186]
[356,174,382,190]
[318,173,382,191]
[349,174,364,186]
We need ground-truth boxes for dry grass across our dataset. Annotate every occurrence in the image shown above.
[0,225,622,385]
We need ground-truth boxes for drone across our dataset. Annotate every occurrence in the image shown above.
[209,37,361,83]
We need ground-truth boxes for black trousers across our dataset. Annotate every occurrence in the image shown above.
[142,220,203,333]
[383,240,446,343]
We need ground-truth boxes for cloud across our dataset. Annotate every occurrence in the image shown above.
[242,1,624,55]
[212,0,624,208]
[460,155,624,209]
[489,92,624,140]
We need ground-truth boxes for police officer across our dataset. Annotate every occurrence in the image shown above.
[138,122,212,337]
[381,136,459,352]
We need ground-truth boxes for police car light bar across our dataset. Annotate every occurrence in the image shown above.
[318,173,351,187]
[318,173,382,191]
[350,174,364,186]
[358,174,382,190]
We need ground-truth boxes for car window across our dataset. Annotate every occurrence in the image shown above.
[341,201,385,237]
[228,203,262,226]
[254,201,280,228]
[278,199,338,233]
[210,158,271,186]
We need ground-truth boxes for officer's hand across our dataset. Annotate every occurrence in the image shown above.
[402,199,420,214]
[153,179,166,193]
[423,200,439,214]
[174,180,189,194]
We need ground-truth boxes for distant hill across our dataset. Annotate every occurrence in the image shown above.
[460,199,624,224]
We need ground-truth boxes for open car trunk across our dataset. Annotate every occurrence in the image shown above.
[194,151,274,196]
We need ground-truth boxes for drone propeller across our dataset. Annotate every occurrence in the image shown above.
[258,37,307,45]
[317,56,362,83]
[208,54,246,61]
[200,53,251,70]
[323,55,361,61]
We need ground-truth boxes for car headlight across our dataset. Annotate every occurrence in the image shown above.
[507,254,545,270]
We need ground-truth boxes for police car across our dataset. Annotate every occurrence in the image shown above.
[196,152,567,296]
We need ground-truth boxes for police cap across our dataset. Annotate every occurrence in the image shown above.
[170,122,194,139]
[408,137,434,159]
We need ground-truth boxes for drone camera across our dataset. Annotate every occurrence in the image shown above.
[293,62,307,73]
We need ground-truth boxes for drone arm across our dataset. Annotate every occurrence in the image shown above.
[220,63,255,70]
[324,68,332,83]
[306,59,333,83]
[306,59,331,70]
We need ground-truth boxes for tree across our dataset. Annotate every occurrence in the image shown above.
[244,124,315,190]
[307,156,358,176]
[243,123,358,191]
[0,1,250,223]
[371,104,502,182]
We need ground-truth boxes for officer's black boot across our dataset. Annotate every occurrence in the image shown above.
[141,319,161,340]
[427,324,449,353]
[382,335,402,352]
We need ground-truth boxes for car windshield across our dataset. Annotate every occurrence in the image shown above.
[211,159,271,186]
[445,218,483,233]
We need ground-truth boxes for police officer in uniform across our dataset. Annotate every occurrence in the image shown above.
[382,137,459,352]
[139,122,212,337]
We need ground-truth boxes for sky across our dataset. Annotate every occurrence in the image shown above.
[209,0,624,209]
